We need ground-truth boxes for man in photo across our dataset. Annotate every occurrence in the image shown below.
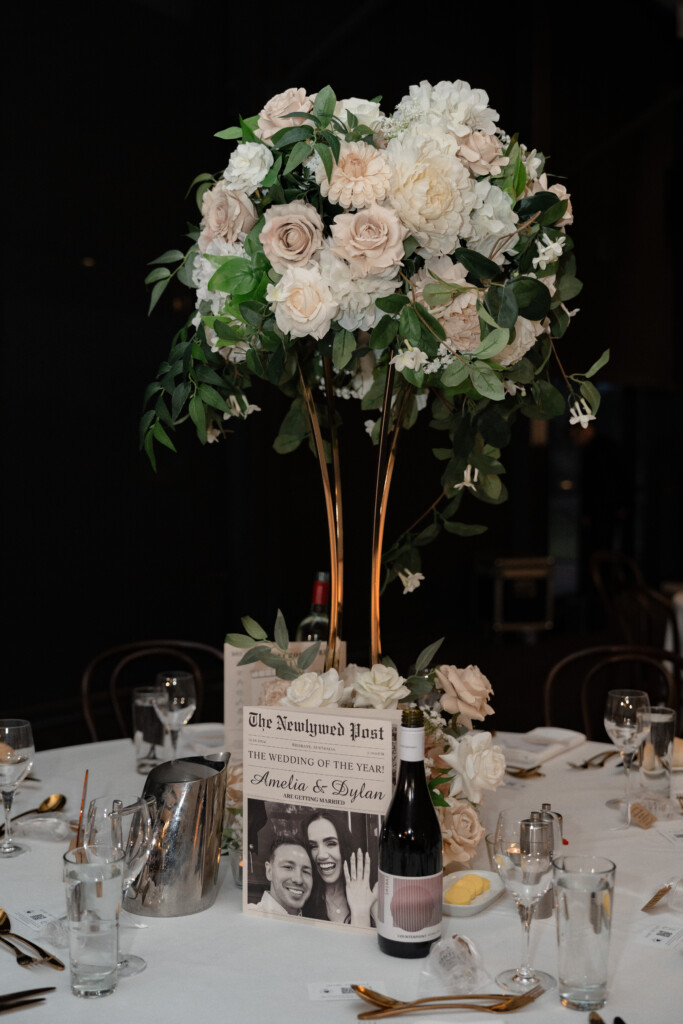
[252,836,313,916]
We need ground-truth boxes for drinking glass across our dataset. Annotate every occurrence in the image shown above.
[553,855,616,1010]
[492,809,559,993]
[0,719,35,858]
[603,689,651,828]
[154,671,197,760]
[85,793,156,976]
[63,845,125,998]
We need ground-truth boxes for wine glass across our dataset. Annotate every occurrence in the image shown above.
[0,719,35,858]
[154,671,197,760]
[603,689,651,828]
[85,793,156,976]
[492,809,559,993]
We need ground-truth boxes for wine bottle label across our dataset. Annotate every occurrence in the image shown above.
[376,869,443,944]
[398,725,425,762]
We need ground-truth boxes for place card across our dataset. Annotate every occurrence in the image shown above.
[635,917,683,950]
[308,982,381,1001]
[630,802,657,829]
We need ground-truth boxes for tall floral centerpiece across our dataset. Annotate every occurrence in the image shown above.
[143,78,605,859]
[142,78,606,666]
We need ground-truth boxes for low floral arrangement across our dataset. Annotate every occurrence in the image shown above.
[142,78,607,590]
[225,613,505,864]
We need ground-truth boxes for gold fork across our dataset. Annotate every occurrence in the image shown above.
[568,750,619,769]
[357,985,544,1018]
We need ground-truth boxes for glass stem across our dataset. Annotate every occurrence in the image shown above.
[169,729,180,759]
[516,901,535,980]
[623,750,635,825]
[2,791,14,852]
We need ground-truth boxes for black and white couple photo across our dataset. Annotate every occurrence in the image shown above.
[246,800,381,928]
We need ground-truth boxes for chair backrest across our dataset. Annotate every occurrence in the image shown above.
[589,550,645,635]
[81,640,224,742]
[544,644,682,739]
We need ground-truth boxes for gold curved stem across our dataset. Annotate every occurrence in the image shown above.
[322,357,343,668]
[298,360,341,671]
[370,368,411,665]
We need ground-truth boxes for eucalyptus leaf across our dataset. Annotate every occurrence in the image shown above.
[405,676,436,698]
[284,140,313,175]
[238,645,274,665]
[453,247,499,283]
[376,293,409,314]
[274,609,289,651]
[370,315,398,350]
[297,643,321,671]
[441,359,471,387]
[470,364,506,401]
[225,633,258,648]
[241,616,268,641]
[415,637,445,672]
[332,329,356,369]
[149,249,184,266]
[145,266,171,285]
[582,348,610,379]
[579,379,601,412]
[443,521,488,536]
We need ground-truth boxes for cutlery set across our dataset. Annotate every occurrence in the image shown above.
[567,750,620,770]
[0,909,64,971]
[0,987,56,1014]
[353,984,545,1017]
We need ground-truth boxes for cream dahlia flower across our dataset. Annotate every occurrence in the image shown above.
[317,140,392,209]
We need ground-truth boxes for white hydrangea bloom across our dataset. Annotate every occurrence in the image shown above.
[393,79,500,139]
[317,249,399,331]
[223,142,274,194]
[467,180,519,264]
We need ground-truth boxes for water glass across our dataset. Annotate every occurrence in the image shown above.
[63,845,125,998]
[553,855,616,1011]
[132,687,166,774]
[638,707,676,802]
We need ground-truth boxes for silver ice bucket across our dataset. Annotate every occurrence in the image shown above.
[123,752,229,917]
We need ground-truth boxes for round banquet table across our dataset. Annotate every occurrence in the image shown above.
[0,734,680,1023]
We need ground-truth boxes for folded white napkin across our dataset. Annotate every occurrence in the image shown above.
[495,727,586,768]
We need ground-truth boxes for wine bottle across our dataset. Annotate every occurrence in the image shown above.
[377,708,443,958]
[295,571,330,642]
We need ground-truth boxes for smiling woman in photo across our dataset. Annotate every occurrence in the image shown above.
[302,809,377,927]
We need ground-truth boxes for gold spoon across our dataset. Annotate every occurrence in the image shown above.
[0,793,66,836]
[0,909,65,971]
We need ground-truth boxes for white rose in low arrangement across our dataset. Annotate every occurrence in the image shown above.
[352,663,411,710]
[281,668,345,708]
[440,729,506,805]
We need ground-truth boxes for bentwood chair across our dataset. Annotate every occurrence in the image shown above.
[80,640,224,742]
[543,644,681,740]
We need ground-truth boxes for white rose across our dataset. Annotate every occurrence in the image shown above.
[266,264,338,340]
[223,142,274,194]
[440,731,506,804]
[352,663,410,709]
[334,97,384,130]
[281,668,345,708]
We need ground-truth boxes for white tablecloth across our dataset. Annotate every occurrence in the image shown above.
[1,735,681,1023]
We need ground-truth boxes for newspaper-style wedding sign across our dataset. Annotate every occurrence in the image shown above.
[243,704,398,932]
[223,641,347,758]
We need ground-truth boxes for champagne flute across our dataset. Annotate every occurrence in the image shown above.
[154,671,197,760]
[85,793,156,976]
[603,689,651,828]
[0,719,35,858]
[493,809,559,993]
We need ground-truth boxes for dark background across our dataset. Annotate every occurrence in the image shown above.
[3,1,681,747]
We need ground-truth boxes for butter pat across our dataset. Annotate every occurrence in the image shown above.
[445,873,490,906]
